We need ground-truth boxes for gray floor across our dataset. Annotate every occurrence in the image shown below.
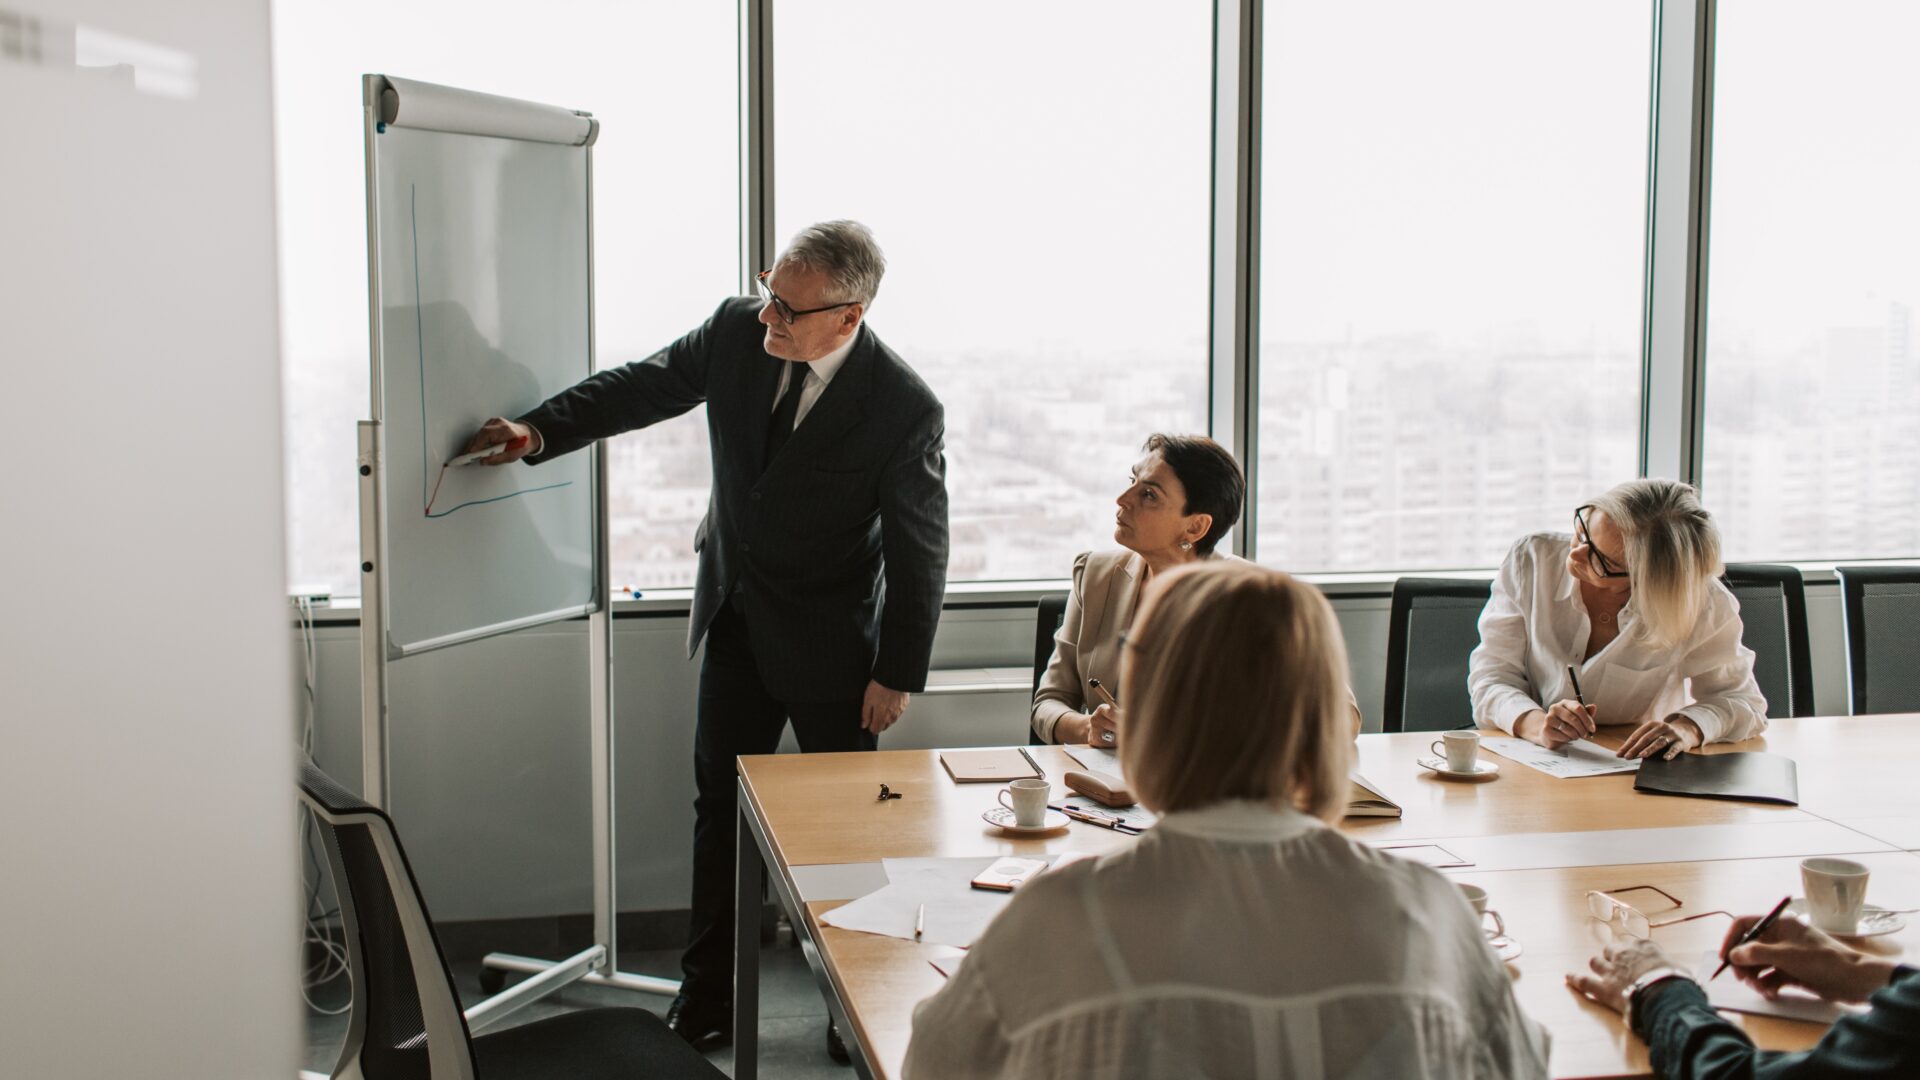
[302,938,851,1079]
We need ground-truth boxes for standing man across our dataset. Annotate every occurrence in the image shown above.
[463,221,948,1057]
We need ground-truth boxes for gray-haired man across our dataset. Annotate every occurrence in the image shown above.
[465,221,949,1058]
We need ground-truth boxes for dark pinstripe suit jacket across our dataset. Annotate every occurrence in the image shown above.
[517,296,949,702]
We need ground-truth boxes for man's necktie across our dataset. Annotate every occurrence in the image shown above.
[764,362,807,469]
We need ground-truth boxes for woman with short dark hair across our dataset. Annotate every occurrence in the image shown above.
[1030,434,1246,746]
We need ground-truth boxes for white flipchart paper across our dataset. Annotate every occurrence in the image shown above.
[1483,736,1643,778]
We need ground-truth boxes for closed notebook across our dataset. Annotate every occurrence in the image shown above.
[1346,771,1403,818]
[1633,751,1799,806]
[939,749,1043,783]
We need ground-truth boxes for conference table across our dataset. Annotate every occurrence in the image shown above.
[730,716,1920,1079]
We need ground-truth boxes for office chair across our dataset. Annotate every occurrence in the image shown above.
[1836,566,1920,716]
[298,762,726,1080]
[1721,563,1817,718]
[1029,593,1069,745]
[1382,578,1492,733]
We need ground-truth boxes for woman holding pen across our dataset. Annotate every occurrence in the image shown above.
[1468,479,1767,759]
[1030,434,1248,746]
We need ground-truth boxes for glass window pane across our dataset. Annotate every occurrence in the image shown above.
[1702,1,1920,560]
[272,1,736,595]
[1256,2,1651,571]
[776,1,1212,581]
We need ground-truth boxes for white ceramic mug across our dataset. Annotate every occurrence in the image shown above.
[1431,730,1481,773]
[997,778,1051,827]
[1802,857,1871,934]
[1457,882,1507,939]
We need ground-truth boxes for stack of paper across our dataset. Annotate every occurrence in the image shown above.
[820,857,1030,948]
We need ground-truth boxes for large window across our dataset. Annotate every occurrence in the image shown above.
[775,1,1212,581]
[1701,1,1920,561]
[273,0,736,595]
[1254,2,1652,571]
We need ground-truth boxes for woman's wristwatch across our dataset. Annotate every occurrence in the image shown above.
[1624,966,1696,1036]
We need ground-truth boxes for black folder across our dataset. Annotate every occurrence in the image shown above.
[1633,751,1799,806]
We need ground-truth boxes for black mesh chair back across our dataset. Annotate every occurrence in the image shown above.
[1722,563,1815,718]
[1383,578,1492,733]
[299,762,479,1080]
[1029,593,1069,745]
[1837,566,1920,715]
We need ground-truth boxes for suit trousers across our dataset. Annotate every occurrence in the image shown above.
[681,597,874,999]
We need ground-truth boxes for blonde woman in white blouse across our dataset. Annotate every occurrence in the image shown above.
[907,562,1549,1080]
[1469,479,1767,759]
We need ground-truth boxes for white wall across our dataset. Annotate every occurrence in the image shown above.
[1,2,296,1074]
[300,583,1852,923]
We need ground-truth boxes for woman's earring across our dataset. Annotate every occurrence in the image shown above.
[1179,540,1193,551]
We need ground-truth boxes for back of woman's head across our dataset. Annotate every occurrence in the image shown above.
[1590,478,1722,647]
[1119,562,1353,819]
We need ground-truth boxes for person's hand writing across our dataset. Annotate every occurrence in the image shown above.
[1517,700,1596,749]
[1618,715,1702,760]
[462,417,538,465]
[1720,913,1899,1004]
[1566,938,1678,1014]
[862,680,910,734]
[1087,703,1122,748]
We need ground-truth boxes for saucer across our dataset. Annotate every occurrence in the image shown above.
[1417,756,1499,781]
[982,807,1070,834]
[1488,934,1523,963]
[1784,899,1908,937]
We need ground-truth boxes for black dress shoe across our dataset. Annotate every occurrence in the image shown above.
[827,1019,851,1065]
[665,992,732,1052]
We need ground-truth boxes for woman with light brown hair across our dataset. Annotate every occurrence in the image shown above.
[905,562,1548,1079]
[1469,478,1766,758]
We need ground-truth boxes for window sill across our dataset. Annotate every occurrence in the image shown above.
[290,559,1912,626]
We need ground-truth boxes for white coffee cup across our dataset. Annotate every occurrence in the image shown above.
[997,778,1051,827]
[1457,882,1507,939]
[1431,730,1481,773]
[1801,857,1871,934]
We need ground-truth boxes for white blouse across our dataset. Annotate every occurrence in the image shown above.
[903,801,1549,1080]
[1468,533,1768,744]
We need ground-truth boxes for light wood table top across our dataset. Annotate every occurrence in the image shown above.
[735,715,1920,1080]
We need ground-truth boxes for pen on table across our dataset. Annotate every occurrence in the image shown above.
[914,903,925,941]
[1017,745,1045,778]
[1710,894,1793,981]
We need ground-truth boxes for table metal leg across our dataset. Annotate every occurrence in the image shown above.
[734,795,763,1080]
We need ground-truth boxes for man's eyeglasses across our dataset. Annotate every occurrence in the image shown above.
[1574,505,1629,579]
[756,270,857,326]
[1586,885,1730,938]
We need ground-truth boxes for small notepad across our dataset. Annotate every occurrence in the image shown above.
[939,749,1043,783]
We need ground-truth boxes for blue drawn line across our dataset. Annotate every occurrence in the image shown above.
[426,482,575,518]
[409,182,572,520]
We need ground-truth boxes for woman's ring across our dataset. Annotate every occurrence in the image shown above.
[1101,731,1115,744]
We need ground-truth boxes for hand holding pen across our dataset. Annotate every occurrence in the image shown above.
[1086,678,1122,746]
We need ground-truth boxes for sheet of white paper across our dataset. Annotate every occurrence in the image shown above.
[1064,745,1126,782]
[1483,736,1642,778]
[820,856,1048,948]
[1695,953,1864,1025]
[791,861,889,902]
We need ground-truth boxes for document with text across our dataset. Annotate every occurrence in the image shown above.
[1482,736,1642,778]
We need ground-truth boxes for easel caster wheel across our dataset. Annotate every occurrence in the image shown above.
[478,967,508,994]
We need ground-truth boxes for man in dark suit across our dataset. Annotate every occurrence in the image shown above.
[463,221,948,1057]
